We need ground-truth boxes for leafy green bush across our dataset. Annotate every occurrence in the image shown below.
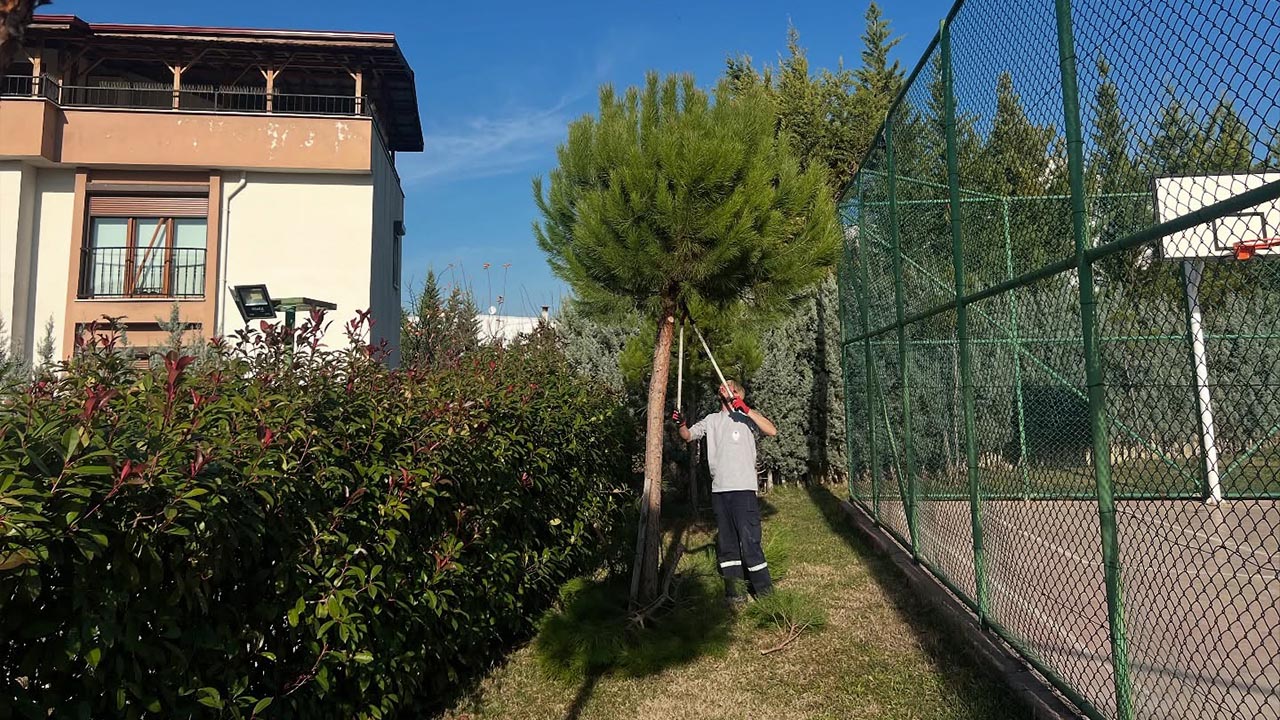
[0,313,632,718]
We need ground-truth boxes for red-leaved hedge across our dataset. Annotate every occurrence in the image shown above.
[0,312,632,718]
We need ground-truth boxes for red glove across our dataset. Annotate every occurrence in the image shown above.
[671,409,686,426]
[731,397,751,415]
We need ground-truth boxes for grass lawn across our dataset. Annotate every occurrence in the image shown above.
[443,485,1029,720]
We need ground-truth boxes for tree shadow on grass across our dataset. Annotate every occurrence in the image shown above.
[804,483,1033,720]
[533,536,734,719]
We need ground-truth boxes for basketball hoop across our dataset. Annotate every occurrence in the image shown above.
[1232,238,1280,261]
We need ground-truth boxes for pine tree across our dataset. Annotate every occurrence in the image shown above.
[161,303,186,353]
[973,73,1062,278]
[1141,86,1205,176]
[402,269,447,368]
[983,73,1056,197]
[1083,57,1150,284]
[852,1,904,131]
[1267,132,1280,170]
[444,286,479,354]
[1204,96,1254,173]
[0,314,22,384]
[535,72,840,604]
[775,26,825,172]
[34,317,54,370]
[401,269,481,369]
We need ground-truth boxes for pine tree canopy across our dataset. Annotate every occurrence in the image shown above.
[534,72,841,320]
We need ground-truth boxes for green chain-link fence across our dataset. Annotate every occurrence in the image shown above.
[837,0,1280,718]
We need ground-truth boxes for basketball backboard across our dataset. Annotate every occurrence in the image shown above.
[1152,172,1280,260]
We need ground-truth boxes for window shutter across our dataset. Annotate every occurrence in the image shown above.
[89,196,209,217]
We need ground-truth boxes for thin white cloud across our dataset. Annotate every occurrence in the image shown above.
[400,102,574,185]
[401,37,642,186]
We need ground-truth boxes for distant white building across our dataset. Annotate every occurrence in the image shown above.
[475,305,551,343]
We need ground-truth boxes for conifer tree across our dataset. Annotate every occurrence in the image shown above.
[535,72,839,604]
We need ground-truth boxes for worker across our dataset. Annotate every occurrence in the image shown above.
[672,379,777,605]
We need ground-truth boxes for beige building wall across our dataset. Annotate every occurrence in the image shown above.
[0,162,74,362]
[219,172,377,350]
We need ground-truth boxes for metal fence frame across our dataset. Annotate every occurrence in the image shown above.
[838,1,1280,718]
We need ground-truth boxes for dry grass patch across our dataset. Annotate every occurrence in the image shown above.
[443,486,1030,720]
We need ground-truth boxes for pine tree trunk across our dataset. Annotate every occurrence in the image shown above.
[631,306,676,606]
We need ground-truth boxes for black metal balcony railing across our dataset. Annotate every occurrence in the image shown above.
[79,247,206,300]
[1,75,33,96]
[1,75,372,118]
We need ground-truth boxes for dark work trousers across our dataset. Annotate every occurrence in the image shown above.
[710,490,773,598]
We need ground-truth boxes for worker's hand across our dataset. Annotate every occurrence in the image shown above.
[671,409,686,427]
[730,397,752,416]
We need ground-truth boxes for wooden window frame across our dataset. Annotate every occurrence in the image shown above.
[82,197,209,300]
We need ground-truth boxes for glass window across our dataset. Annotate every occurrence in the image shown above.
[132,218,169,295]
[173,219,208,297]
[83,215,207,298]
[392,234,402,291]
[88,218,129,297]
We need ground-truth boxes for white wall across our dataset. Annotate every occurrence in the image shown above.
[0,161,24,340]
[221,172,374,350]
[476,313,552,343]
[0,163,73,362]
[369,133,404,364]
[28,169,75,361]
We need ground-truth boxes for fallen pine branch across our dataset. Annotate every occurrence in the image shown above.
[761,624,806,655]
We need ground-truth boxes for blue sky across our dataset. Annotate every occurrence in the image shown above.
[49,0,953,314]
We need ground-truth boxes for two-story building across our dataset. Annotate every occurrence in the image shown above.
[0,15,421,363]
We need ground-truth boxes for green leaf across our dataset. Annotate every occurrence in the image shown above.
[196,688,223,709]
[63,427,81,461]
[86,647,102,668]
[0,549,34,571]
[253,697,273,714]
[75,465,115,476]
[287,608,300,627]
[353,651,374,664]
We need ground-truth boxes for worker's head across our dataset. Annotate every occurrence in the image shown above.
[717,379,743,405]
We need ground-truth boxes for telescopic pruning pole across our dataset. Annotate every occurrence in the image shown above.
[677,320,684,414]
[683,304,733,399]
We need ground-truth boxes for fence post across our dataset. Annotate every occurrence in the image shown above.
[1003,199,1032,499]
[1052,1,1135,717]
[941,18,989,625]
[853,188,883,524]
[836,207,861,504]
[885,121,920,557]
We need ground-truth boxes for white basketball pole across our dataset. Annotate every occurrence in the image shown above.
[1183,259,1222,504]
